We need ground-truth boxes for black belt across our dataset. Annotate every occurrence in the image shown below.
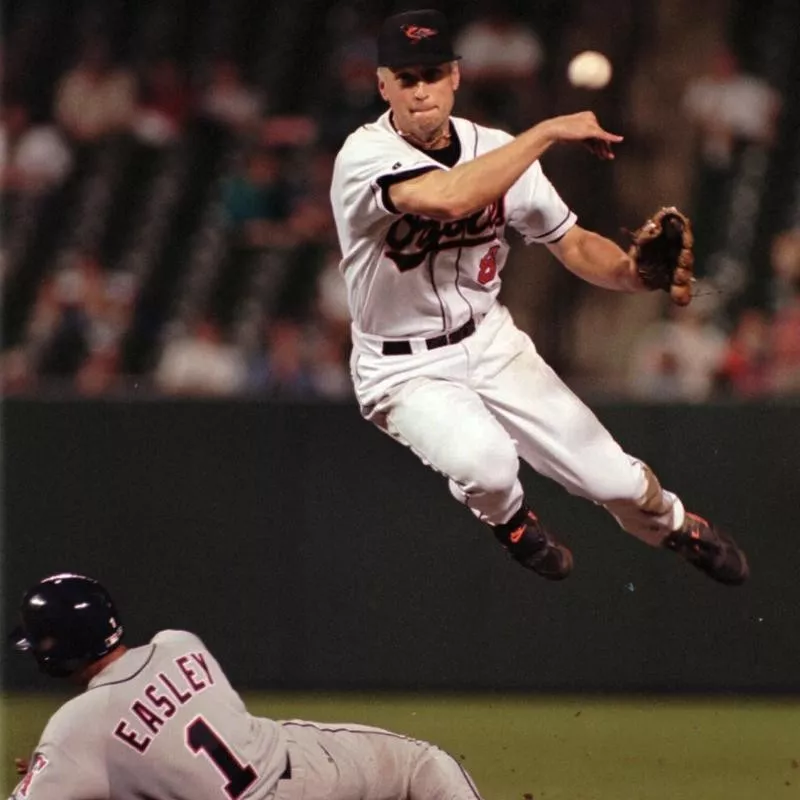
[382,317,476,356]
[280,753,291,780]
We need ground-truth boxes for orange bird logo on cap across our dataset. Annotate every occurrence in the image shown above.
[401,24,438,43]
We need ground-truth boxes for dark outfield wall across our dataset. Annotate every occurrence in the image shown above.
[2,399,799,692]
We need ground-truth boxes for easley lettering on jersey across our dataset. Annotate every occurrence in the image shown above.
[385,198,505,271]
[113,651,214,753]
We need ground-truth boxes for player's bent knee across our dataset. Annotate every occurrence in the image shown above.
[409,744,481,800]
[457,439,518,496]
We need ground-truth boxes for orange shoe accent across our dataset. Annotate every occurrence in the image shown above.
[509,525,526,544]
[685,513,709,540]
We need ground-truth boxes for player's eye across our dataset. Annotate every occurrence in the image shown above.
[396,68,446,88]
[421,68,445,83]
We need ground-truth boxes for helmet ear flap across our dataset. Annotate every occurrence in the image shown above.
[34,650,81,678]
[8,625,31,652]
[8,621,76,677]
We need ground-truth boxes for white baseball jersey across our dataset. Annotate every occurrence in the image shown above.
[10,630,289,800]
[330,110,576,339]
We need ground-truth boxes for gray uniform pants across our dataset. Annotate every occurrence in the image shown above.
[272,720,483,800]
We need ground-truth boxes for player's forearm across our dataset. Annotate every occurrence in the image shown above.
[392,124,556,220]
[554,228,645,292]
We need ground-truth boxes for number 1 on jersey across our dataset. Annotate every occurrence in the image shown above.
[186,716,257,798]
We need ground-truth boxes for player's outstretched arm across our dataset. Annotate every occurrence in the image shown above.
[547,225,646,293]
[389,112,622,221]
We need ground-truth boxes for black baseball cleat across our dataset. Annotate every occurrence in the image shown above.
[663,512,749,586]
[494,510,574,581]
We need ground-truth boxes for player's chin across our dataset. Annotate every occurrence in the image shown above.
[411,107,440,124]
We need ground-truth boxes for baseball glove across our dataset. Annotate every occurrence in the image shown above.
[627,207,695,306]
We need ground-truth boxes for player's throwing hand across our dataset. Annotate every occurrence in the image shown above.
[538,111,624,159]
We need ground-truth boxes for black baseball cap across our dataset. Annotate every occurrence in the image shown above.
[377,9,460,69]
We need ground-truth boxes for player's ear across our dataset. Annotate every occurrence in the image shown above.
[450,61,461,91]
[377,68,390,102]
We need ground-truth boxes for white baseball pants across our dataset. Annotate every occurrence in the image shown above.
[351,303,684,545]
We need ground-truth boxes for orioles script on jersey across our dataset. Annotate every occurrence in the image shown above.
[385,198,505,272]
[113,650,214,753]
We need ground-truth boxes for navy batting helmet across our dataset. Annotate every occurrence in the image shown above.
[9,573,124,678]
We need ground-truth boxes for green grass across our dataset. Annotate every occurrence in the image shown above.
[3,693,799,799]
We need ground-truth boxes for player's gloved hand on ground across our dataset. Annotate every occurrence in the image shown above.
[627,206,695,306]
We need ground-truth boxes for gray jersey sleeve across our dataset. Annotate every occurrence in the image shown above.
[9,742,106,800]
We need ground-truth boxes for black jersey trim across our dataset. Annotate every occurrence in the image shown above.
[389,115,461,166]
[530,210,573,241]
[421,129,461,167]
[375,166,441,214]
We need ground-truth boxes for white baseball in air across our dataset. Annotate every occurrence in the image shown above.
[567,51,613,89]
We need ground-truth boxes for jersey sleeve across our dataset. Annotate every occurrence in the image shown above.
[331,130,441,230]
[505,160,576,245]
[10,745,105,800]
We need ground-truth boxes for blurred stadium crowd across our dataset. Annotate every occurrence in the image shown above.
[2,0,799,402]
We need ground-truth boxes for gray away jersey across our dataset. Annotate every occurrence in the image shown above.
[10,630,288,800]
[330,110,577,339]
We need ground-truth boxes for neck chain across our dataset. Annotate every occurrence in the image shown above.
[394,117,452,151]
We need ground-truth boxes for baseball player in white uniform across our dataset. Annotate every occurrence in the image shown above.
[9,573,487,800]
[330,8,749,585]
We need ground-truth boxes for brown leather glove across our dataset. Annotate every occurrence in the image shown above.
[628,206,695,306]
